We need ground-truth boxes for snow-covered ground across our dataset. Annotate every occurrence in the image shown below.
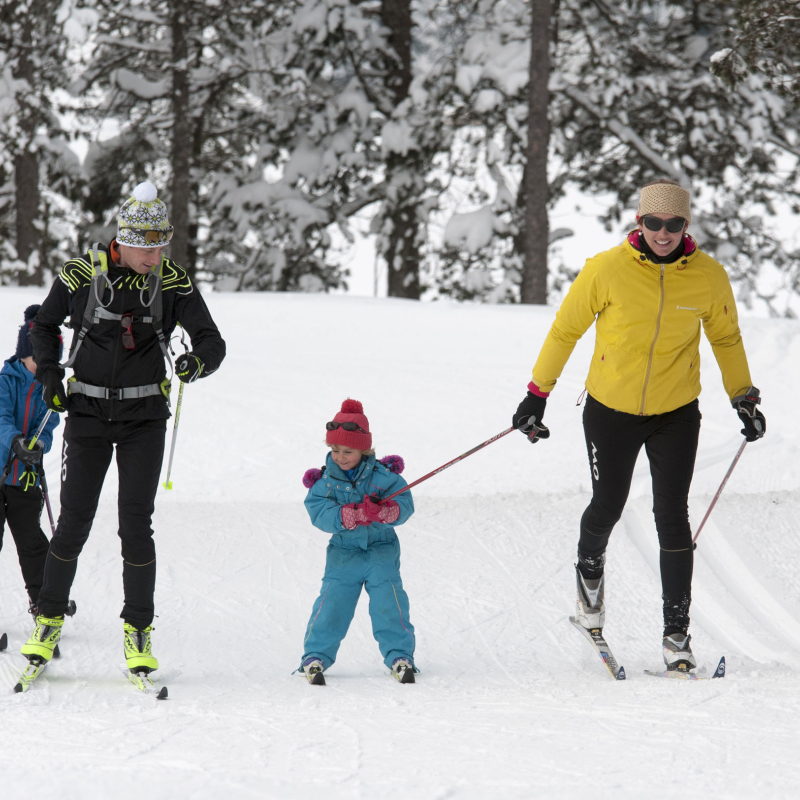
[1,286,799,799]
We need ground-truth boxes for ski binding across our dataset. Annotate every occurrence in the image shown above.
[14,657,48,693]
[126,668,168,699]
[569,616,625,680]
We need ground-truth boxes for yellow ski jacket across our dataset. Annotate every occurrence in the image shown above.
[531,232,753,416]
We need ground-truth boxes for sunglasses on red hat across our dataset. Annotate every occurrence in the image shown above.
[326,421,368,434]
[641,215,686,233]
[119,227,174,244]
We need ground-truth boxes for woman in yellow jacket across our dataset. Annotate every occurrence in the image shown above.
[512,179,766,671]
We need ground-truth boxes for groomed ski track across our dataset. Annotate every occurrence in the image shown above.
[1,289,799,799]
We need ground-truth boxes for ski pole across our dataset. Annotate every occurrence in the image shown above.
[692,439,748,545]
[38,462,56,537]
[27,409,53,450]
[378,426,515,505]
[162,381,185,490]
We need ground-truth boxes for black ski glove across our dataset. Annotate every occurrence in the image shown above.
[513,391,550,443]
[40,369,69,413]
[175,352,204,383]
[11,435,44,466]
[732,387,766,442]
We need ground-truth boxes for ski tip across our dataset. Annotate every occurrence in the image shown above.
[157,686,168,700]
[0,632,7,651]
[616,665,626,681]
[13,682,23,693]
[53,644,61,659]
[712,656,726,679]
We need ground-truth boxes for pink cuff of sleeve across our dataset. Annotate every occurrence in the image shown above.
[527,381,550,398]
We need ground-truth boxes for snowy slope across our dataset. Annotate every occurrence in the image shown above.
[1,286,799,799]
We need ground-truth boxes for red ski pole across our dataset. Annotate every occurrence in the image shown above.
[378,426,515,504]
[692,440,747,545]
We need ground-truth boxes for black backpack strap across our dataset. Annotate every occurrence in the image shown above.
[60,244,112,369]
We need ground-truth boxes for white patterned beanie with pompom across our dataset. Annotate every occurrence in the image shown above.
[116,181,173,248]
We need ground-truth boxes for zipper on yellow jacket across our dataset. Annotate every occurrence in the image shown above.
[639,263,666,415]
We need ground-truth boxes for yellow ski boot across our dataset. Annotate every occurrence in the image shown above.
[20,615,64,662]
[124,623,159,672]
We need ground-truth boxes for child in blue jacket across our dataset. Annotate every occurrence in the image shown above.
[299,399,417,684]
[0,305,60,613]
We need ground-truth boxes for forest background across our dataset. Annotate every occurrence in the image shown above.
[1,0,799,314]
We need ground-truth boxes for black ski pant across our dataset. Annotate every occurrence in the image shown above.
[579,394,700,636]
[0,484,50,604]
[37,414,167,629]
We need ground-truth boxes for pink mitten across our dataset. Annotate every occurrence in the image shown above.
[341,503,369,530]
[361,495,400,524]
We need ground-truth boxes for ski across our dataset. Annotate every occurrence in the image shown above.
[125,667,169,699]
[644,655,726,681]
[0,633,7,651]
[569,616,626,680]
[13,658,48,693]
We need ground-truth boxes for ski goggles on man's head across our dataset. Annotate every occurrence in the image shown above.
[326,421,369,434]
[641,215,686,233]
[119,227,174,245]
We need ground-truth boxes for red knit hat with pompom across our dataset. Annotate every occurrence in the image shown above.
[326,399,372,451]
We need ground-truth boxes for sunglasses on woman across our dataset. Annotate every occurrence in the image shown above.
[641,215,686,233]
[326,421,368,434]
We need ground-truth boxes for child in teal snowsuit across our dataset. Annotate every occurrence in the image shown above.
[299,398,416,683]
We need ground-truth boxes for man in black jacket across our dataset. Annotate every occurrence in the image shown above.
[22,181,226,677]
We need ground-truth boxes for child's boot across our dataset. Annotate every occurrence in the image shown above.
[302,657,325,685]
[124,623,159,672]
[391,657,415,683]
[21,615,64,662]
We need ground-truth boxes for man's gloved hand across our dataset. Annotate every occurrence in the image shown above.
[40,369,69,413]
[513,391,551,444]
[732,387,766,442]
[175,353,204,383]
[11,435,44,465]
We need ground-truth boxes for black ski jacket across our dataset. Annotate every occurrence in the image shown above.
[31,242,226,422]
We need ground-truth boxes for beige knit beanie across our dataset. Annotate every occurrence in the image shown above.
[638,180,692,224]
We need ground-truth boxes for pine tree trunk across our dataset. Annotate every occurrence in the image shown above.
[13,18,42,286]
[520,0,551,305]
[381,0,421,300]
[169,0,193,275]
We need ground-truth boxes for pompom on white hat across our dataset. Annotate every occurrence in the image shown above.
[116,181,173,248]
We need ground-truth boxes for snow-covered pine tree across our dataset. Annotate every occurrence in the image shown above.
[433,0,800,312]
[0,0,89,285]
[77,0,279,276]
[207,0,450,295]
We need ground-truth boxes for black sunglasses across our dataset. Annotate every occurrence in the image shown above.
[326,421,368,434]
[642,215,686,233]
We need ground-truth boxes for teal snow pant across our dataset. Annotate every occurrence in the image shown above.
[301,535,415,671]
